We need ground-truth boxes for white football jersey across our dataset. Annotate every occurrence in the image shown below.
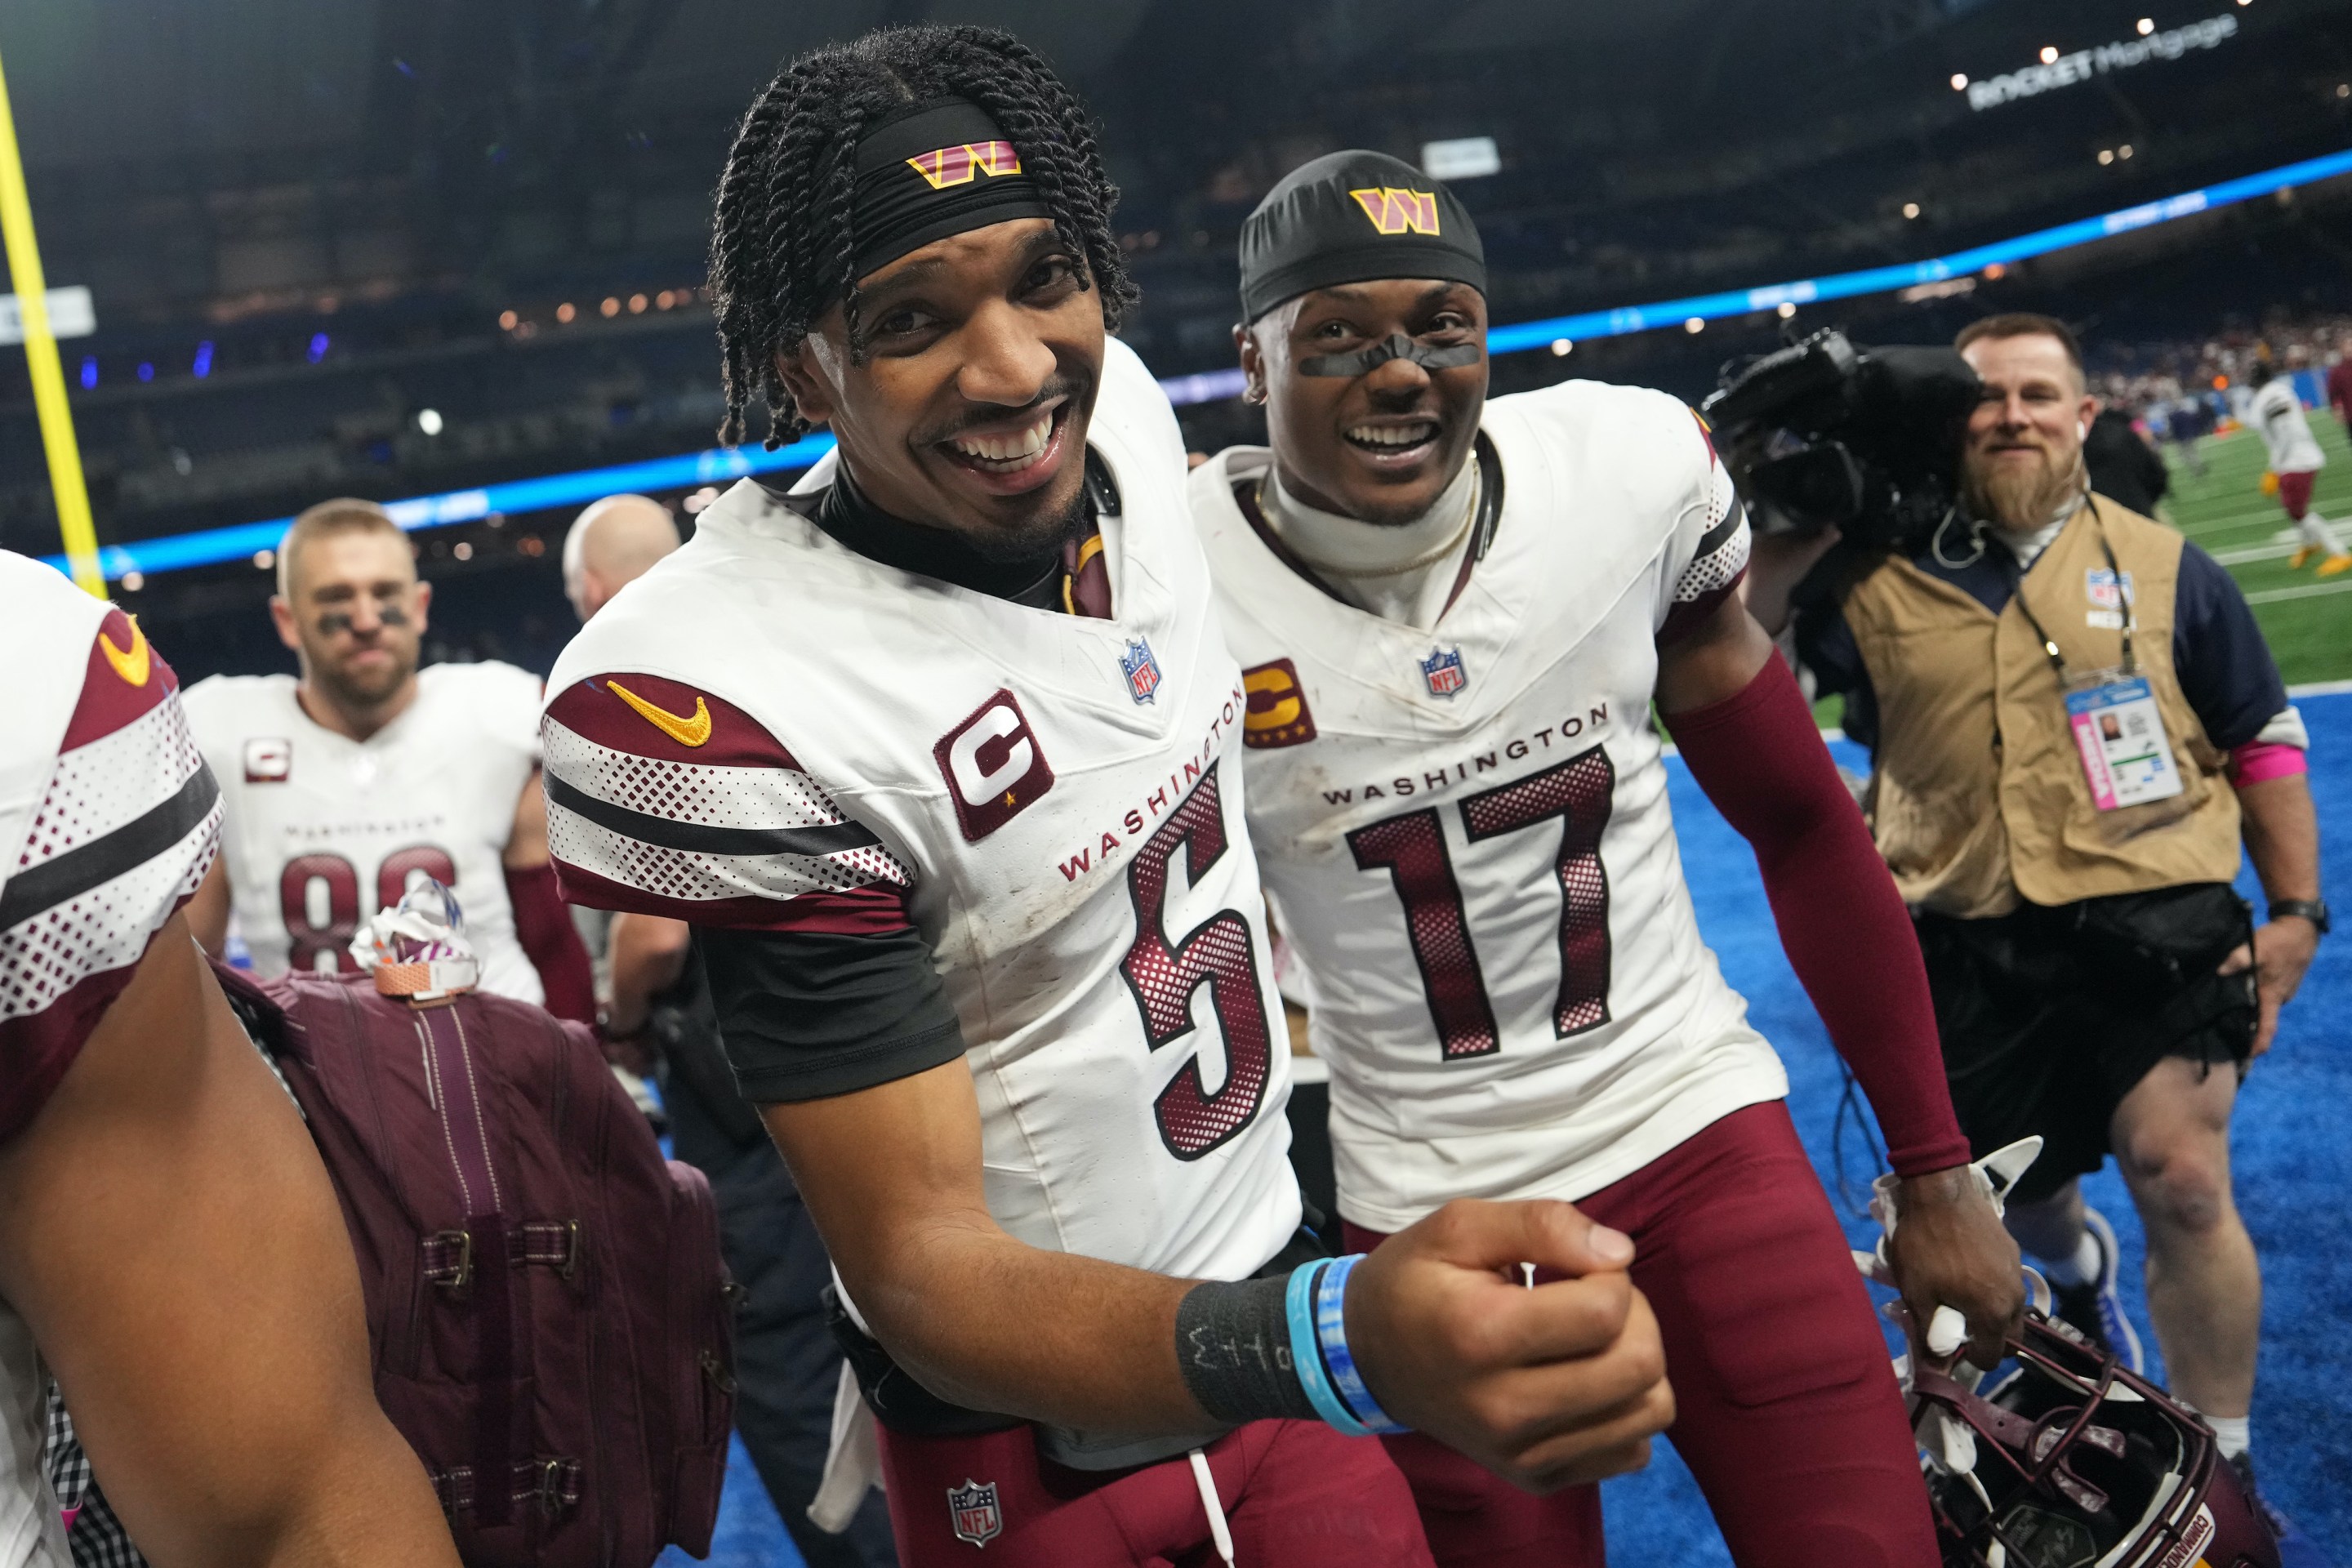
[181,662,545,1002]
[1192,381,1788,1232]
[0,553,223,1568]
[543,338,1300,1297]
[2248,379,2324,474]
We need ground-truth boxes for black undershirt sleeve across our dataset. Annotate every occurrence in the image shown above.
[694,925,969,1104]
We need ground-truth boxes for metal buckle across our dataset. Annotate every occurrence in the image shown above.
[430,1229,473,1290]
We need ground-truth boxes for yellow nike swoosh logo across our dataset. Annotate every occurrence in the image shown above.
[99,617,151,688]
[606,679,711,747]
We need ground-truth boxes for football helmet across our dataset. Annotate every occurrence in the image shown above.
[1911,1313,2279,1568]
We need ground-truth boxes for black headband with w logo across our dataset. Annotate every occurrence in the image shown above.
[847,97,1054,283]
[1240,149,1486,323]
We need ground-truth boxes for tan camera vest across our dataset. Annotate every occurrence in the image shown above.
[1841,497,2240,918]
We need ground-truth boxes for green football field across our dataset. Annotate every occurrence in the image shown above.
[2164,409,2352,688]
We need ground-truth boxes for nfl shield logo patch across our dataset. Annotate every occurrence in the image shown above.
[1420,646,1468,698]
[1120,638,1162,705]
[947,1478,1002,1547]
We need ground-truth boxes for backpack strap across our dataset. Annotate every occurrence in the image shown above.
[430,1457,583,1519]
[409,1002,519,1528]
[423,1222,580,1286]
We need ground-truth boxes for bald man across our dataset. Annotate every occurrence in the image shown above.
[559,495,898,1568]
[563,494,682,621]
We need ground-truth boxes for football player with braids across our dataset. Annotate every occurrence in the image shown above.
[544,27,1671,1568]
[1188,153,2028,1567]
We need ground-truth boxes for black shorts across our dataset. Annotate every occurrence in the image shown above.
[1916,883,2257,1206]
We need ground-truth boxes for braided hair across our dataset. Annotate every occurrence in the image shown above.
[710,25,1139,448]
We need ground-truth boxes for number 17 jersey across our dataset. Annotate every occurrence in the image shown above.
[1192,380,1788,1232]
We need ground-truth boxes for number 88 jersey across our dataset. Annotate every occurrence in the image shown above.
[1192,380,1790,1234]
[180,663,546,1001]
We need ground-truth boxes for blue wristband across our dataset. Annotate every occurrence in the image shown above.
[1285,1260,1370,1437]
[1316,1254,1410,1435]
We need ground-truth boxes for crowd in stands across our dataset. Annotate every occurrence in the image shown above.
[2096,312,2352,442]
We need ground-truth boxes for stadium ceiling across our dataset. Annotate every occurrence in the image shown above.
[0,0,1989,176]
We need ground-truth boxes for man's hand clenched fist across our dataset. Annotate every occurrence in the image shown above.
[1344,1199,1674,1492]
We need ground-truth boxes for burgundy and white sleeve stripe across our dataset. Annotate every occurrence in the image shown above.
[540,673,914,934]
[1658,416,1752,647]
[0,610,221,1142]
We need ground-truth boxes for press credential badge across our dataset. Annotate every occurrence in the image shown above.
[2065,675,2184,810]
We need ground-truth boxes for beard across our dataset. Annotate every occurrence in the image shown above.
[1963,443,2082,532]
[962,467,1094,564]
[311,644,415,710]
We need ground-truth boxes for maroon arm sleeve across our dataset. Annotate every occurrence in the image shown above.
[1663,653,1971,1177]
[506,861,597,1025]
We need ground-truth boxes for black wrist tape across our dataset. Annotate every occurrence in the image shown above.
[1174,1273,1318,1425]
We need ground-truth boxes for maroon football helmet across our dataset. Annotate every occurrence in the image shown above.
[1912,1314,2278,1568]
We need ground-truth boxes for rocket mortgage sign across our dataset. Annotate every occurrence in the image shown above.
[1963,15,2238,112]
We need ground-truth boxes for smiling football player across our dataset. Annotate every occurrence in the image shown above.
[1189,151,2025,1568]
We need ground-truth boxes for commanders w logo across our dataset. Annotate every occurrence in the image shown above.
[907,141,1022,189]
[1349,187,1441,236]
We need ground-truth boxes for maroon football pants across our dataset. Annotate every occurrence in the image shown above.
[1346,1101,1938,1568]
[875,1413,1433,1566]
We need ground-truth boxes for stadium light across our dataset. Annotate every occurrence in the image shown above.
[1422,136,1501,180]
[2039,46,2060,64]
[1550,338,1572,356]
[1684,317,1704,333]
[47,141,2352,586]
[1950,74,1968,90]
[1902,202,1922,218]
[498,309,518,330]
[2136,17,2155,33]
[416,408,443,435]
[2100,149,2116,164]
[556,302,577,323]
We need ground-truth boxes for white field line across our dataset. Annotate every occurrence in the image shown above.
[2242,578,2352,605]
[2287,679,2352,697]
[2210,541,2301,565]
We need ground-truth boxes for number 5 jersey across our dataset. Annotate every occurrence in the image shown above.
[1191,380,1788,1233]
[180,662,547,1000]
[539,338,1300,1293]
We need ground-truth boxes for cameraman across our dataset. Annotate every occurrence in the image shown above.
[1748,314,2322,1501]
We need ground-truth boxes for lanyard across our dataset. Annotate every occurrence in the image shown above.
[1997,494,2136,682]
